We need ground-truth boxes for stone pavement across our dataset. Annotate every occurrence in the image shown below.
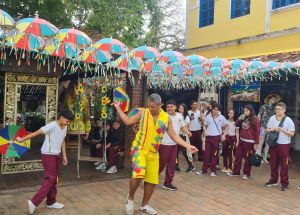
[1,160,300,215]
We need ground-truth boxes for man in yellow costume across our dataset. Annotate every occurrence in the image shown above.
[114,93,198,215]
[64,81,91,136]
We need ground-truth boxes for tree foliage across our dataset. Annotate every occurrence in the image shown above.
[1,0,185,50]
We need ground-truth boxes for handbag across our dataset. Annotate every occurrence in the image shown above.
[250,151,262,167]
[266,116,286,148]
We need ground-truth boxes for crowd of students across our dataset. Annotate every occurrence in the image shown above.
[159,99,296,193]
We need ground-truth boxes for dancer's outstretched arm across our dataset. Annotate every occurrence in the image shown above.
[167,119,198,154]
[114,102,142,126]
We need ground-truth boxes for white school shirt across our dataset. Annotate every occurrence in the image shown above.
[227,120,236,136]
[161,112,185,146]
[267,115,295,144]
[204,113,228,136]
[40,121,67,155]
[188,110,201,131]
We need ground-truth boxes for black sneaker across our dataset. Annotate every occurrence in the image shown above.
[186,166,195,173]
[281,185,288,191]
[162,184,177,191]
[265,182,278,187]
[175,164,181,172]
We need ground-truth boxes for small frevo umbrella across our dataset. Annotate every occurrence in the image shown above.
[113,87,130,112]
[0,125,31,158]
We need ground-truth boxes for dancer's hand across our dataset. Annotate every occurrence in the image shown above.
[188,145,198,154]
[113,101,121,109]
[16,137,25,143]
[202,143,205,152]
[188,131,192,137]
[63,156,68,166]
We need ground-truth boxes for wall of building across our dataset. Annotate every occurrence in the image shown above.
[187,0,266,49]
[186,0,300,59]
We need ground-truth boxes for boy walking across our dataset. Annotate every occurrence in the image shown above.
[264,102,295,191]
[16,109,74,214]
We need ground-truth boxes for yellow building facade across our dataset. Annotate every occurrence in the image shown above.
[185,0,300,59]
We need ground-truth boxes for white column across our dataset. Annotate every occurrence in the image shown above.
[265,0,272,33]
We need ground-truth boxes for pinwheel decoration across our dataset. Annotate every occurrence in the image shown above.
[0,125,30,158]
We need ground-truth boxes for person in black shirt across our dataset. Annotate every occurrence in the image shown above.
[90,120,104,159]
[106,119,125,174]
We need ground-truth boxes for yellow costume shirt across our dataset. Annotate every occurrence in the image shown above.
[130,108,169,184]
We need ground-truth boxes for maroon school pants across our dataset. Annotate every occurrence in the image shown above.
[31,154,61,206]
[202,135,221,173]
[269,144,290,186]
[190,130,203,161]
[159,144,178,185]
[108,145,124,166]
[223,135,235,169]
[232,140,254,177]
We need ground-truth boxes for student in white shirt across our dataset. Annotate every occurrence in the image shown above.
[222,109,239,174]
[188,100,203,161]
[196,103,228,177]
[264,102,295,192]
[16,109,74,215]
[159,100,191,191]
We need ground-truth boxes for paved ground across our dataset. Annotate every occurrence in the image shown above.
[1,157,300,215]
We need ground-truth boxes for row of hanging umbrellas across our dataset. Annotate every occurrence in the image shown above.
[1,9,300,90]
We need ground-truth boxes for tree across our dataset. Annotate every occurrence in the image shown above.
[0,0,72,28]
[1,0,185,50]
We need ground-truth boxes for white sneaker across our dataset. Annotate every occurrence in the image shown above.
[106,165,117,174]
[242,175,249,180]
[195,171,204,176]
[95,162,106,171]
[140,205,157,215]
[28,200,36,214]
[125,195,134,215]
[210,172,216,177]
[94,161,101,166]
[47,202,64,209]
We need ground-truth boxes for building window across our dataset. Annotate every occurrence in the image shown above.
[272,0,300,9]
[231,0,250,19]
[199,0,215,28]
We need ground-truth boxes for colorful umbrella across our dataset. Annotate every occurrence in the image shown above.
[189,64,205,77]
[16,17,59,37]
[160,50,185,63]
[0,9,15,29]
[130,45,160,60]
[56,28,92,46]
[209,57,231,77]
[182,54,209,66]
[43,39,79,59]
[230,59,248,78]
[164,62,186,76]
[79,47,111,64]
[110,55,142,72]
[6,32,45,51]
[0,125,30,158]
[93,38,126,54]
[142,59,164,75]
[113,87,130,112]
